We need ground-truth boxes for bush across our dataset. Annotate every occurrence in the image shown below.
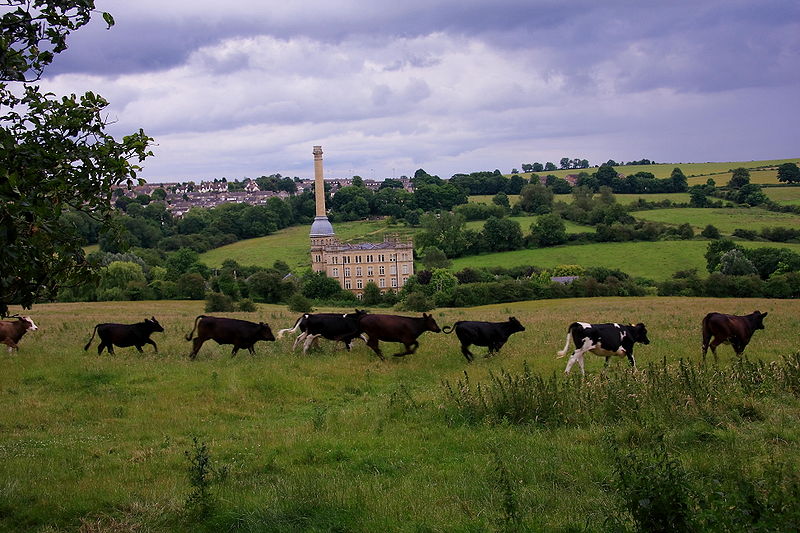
[701,224,721,239]
[237,298,257,312]
[401,291,434,312]
[205,292,234,312]
[287,293,313,313]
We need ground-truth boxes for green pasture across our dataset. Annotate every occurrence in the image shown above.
[200,220,415,270]
[511,158,799,181]
[2,297,799,530]
[449,240,800,280]
[633,207,800,234]
[765,186,800,206]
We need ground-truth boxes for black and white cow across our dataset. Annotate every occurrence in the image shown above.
[442,317,525,362]
[277,310,367,354]
[556,321,650,375]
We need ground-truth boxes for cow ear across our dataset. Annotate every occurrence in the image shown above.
[761,312,768,318]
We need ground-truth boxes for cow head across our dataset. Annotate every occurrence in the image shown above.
[422,313,441,333]
[20,316,38,331]
[259,322,276,342]
[508,316,525,333]
[751,310,768,330]
[146,317,165,333]
[632,323,650,344]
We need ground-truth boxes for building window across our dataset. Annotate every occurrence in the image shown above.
[367,266,373,276]
[366,254,374,263]
[314,255,321,263]
[355,255,362,263]
[332,256,338,264]
[356,292,362,299]
[379,278,386,288]
[391,278,398,287]
[356,266,362,276]
[357,279,363,289]
[345,279,351,289]
[344,267,350,277]
[343,255,350,264]
[332,267,339,277]
[390,265,397,275]
[379,266,385,275]
[402,277,408,285]
[368,279,374,286]
[402,264,409,274]
[390,254,396,262]
[378,254,385,262]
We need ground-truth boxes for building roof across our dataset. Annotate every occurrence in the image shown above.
[310,216,335,237]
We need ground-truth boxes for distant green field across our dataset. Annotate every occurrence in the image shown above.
[510,158,799,182]
[765,186,800,205]
[200,220,415,270]
[633,208,800,234]
[449,240,800,280]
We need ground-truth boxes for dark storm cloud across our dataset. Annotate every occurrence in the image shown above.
[34,0,800,180]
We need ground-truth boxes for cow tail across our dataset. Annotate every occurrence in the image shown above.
[556,325,574,358]
[276,315,304,339]
[83,325,99,351]
[185,315,204,341]
[441,325,455,334]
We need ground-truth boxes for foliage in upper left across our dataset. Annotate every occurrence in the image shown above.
[0,1,152,315]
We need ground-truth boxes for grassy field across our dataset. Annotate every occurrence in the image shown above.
[510,158,799,182]
[2,297,799,531]
[765,186,800,205]
[633,207,800,234]
[449,240,800,279]
[200,220,415,270]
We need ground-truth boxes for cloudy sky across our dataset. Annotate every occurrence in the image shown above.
[40,0,800,182]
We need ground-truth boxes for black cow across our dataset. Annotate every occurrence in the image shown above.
[84,317,164,355]
[277,310,367,353]
[442,317,525,362]
[702,310,768,360]
[556,321,650,375]
[357,313,441,360]
[185,315,275,359]
[1,316,38,353]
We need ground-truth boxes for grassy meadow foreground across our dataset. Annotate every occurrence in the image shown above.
[2,298,800,531]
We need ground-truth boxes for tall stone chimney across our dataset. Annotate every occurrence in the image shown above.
[309,145,334,239]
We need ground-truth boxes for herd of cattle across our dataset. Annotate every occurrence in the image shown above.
[0,309,770,375]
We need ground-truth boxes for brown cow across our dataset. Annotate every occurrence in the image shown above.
[0,316,38,353]
[702,311,768,360]
[186,315,275,359]
[357,313,441,360]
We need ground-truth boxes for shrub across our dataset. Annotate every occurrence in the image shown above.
[205,292,234,312]
[401,291,434,312]
[287,293,313,313]
[237,298,257,312]
[701,224,720,239]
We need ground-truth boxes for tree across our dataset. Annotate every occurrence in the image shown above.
[777,162,800,184]
[362,282,382,306]
[705,239,742,273]
[416,212,468,258]
[530,214,567,247]
[727,167,751,189]
[560,157,571,170]
[482,217,523,252]
[517,183,554,214]
[544,162,556,171]
[669,167,688,192]
[421,247,451,269]
[532,162,544,172]
[718,249,757,276]
[0,2,152,315]
[701,225,721,239]
[492,191,510,208]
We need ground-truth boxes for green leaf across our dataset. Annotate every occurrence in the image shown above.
[102,12,115,29]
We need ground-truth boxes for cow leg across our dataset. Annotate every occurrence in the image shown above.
[292,332,307,351]
[626,353,636,369]
[230,346,240,357]
[3,340,17,353]
[135,345,144,353]
[189,338,206,359]
[97,341,106,355]
[565,339,592,375]
[366,337,384,361]
[393,340,418,357]
[708,337,723,361]
[460,343,474,362]
[303,334,320,355]
[248,346,256,356]
[731,339,745,356]
[145,339,158,353]
[107,344,116,355]
[701,331,712,361]
[604,356,611,368]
